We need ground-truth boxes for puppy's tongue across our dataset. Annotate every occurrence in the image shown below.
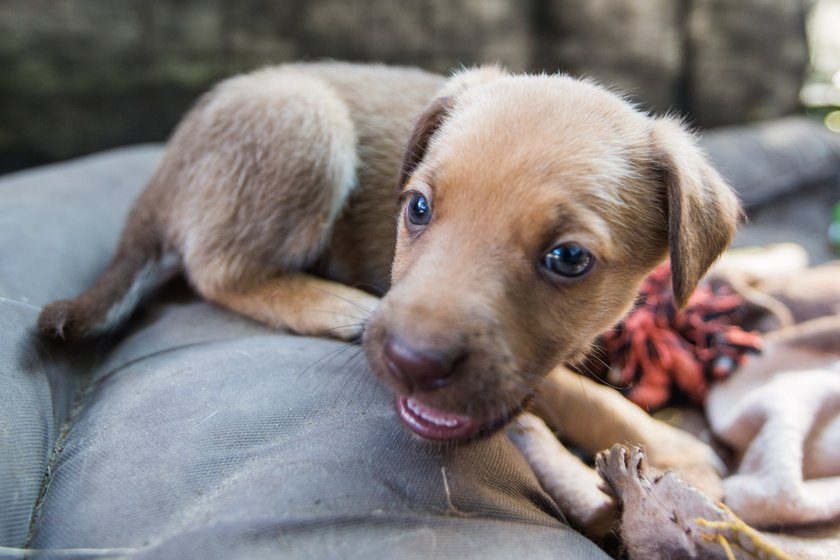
[396,396,481,441]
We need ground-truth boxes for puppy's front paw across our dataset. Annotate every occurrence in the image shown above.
[205,274,382,344]
[511,414,619,537]
[643,428,726,502]
[646,427,726,476]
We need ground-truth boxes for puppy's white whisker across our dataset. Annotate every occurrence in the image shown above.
[306,286,377,314]
[321,323,366,335]
[352,282,387,296]
[300,309,370,321]
[297,342,360,381]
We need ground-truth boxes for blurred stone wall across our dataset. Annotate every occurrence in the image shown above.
[0,0,809,174]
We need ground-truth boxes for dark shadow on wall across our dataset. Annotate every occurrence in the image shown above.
[0,0,809,175]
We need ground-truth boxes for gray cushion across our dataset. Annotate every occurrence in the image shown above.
[0,146,607,558]
[701,117,840,209]
[701,117,840,265]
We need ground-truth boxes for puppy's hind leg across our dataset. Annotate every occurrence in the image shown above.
[177,70,379,341]
[532,365,725,500]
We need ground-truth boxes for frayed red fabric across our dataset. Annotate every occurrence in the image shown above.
[597,262,763,411]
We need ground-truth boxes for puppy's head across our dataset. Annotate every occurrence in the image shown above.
[363,68,741,441]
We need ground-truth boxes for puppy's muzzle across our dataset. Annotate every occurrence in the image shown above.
[377,336,494,442]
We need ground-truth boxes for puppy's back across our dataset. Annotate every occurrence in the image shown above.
[37,63,443,341]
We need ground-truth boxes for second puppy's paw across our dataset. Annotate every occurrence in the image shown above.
[596,445,650,502]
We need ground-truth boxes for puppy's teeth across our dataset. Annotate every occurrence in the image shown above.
[406,398,462,427]
[406,398,423,416]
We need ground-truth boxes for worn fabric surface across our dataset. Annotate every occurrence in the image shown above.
[0,146,160,549]
[0,146,608,559]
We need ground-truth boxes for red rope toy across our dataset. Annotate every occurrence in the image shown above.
[590,261,762,411]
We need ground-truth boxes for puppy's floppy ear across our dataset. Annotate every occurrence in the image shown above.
[397,96,453,190]
[398,64,507,190]
[651,117,743,309]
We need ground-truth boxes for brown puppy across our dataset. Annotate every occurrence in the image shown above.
[37,62,739,473]
[363,68,740,440]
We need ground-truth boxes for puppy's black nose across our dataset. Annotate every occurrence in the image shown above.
[383,337,460,393]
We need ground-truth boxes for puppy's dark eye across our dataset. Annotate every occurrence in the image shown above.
[543,243,593,278]
[406,193,431,226]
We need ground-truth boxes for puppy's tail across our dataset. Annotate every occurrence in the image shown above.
[37,200,174,342]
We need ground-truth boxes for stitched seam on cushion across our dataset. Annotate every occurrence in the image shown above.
[0,544,137,557]
[23,365,97,548]
[20,333,275,545]
[0,297,94,549]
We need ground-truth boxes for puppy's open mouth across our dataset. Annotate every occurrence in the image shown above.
[395,395,524,441]
[396,396,480,440]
